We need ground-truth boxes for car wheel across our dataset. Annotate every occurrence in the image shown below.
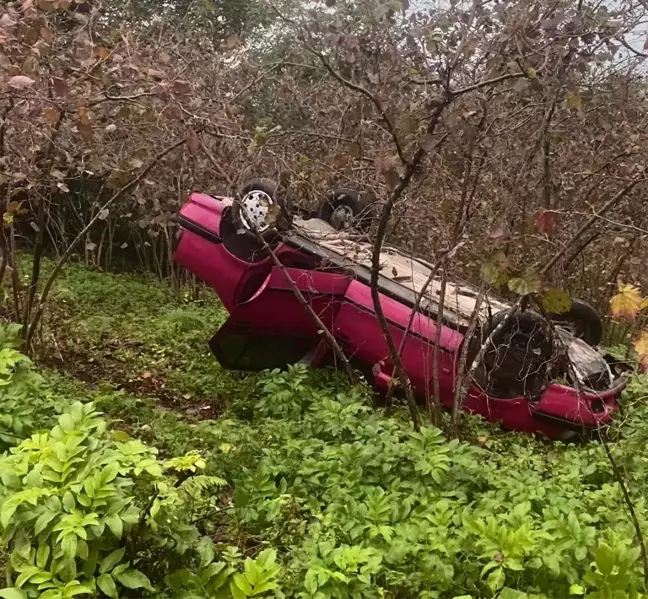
[316,188,376,232]
[547,298,603,347]
[231,178,293,241]
[471,310,554,399]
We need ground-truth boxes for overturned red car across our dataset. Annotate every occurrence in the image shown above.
[173,178,628,440]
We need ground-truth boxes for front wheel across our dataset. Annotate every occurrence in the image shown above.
[548,298,603,346]
[316,188,376,232]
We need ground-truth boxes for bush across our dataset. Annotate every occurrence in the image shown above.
[0,324,47,450]
[206,366,648,599]
[1,326,647,599]
[0,394,281,598]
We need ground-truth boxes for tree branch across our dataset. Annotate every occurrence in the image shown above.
[25,136,190,348]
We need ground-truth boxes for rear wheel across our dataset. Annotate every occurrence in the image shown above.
[317,188,376,232]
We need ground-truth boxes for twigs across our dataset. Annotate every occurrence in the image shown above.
[270,5,408,167]
[601,435,648,589]
[309,49,408,167]
[451,290,485,435]
[431,269,447,424]
[25,136,191,350]
[22,106,67,331]
[544,179,643,274]
[233,202,358,384]
[197,106,357,381]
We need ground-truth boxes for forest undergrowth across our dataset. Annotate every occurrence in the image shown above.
[0,259,645,599]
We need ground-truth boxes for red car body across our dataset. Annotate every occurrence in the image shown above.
[174,192,627,440]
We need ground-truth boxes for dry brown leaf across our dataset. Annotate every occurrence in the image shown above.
[39,26,54,43]
[93,45,110,60]
[376,155,401,190]
[52,77,69,98]
[42,107,61,123]
[0,13,17,28]
[187,134,200,154]
[8,75,35,89]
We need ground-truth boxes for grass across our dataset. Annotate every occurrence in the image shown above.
[9,257,648,597]
[39,260,259,411]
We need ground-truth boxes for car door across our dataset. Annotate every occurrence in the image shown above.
[209,266,351,371]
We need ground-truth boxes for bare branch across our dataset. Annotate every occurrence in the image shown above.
[25,136,191,348]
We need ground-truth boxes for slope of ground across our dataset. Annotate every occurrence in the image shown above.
[4,260,648,598]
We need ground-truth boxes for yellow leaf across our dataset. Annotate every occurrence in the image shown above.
[609,282,644,320]
[542,288,572,314]
[634,329,648,373]
[481,250,511,286]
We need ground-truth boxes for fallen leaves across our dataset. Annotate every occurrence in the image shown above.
[8,75,35,89]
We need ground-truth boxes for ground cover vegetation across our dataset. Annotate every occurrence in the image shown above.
[3,0,648,597]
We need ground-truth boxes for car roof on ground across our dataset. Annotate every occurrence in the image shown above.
[289,216,510,330]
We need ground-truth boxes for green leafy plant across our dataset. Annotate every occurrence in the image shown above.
[0,401,225,599]
[0,324,46,449]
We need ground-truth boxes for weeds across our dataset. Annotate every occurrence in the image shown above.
[2,263,648,598]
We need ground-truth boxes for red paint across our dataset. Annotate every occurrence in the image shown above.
[174,192,625,440]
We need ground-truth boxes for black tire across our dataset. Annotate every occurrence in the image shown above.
[231,178,293,241]
[548,298,603,347]
[316,188,376,232]
[471,310,554,399]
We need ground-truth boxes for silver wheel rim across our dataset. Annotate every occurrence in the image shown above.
[331,204,354,229]
[240,190,273,233]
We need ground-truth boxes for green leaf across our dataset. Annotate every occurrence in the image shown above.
[115,569,153,591]
[65,585,92,598]
[105,514,123,539]
[100,548,126,574]
[232,573,253,595]
[61,534,77,563]
[97,574,118,599]
[230,581,246,599]
[0,589,28,599]
[37,544,50,569]
[526,67,536,79]
[62,492,75,512]
[487,566,505,591]
[542,288,572,314]
[1,503,17,528]
[569,584,585,596]
[543,555,560,575]
[197,537,215,569]
[35,511,56,535]
[59,413,75,432]
[101,462,120,484]
[481,250,511,286]
[595,543,616,576]
[508,270,540,296]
